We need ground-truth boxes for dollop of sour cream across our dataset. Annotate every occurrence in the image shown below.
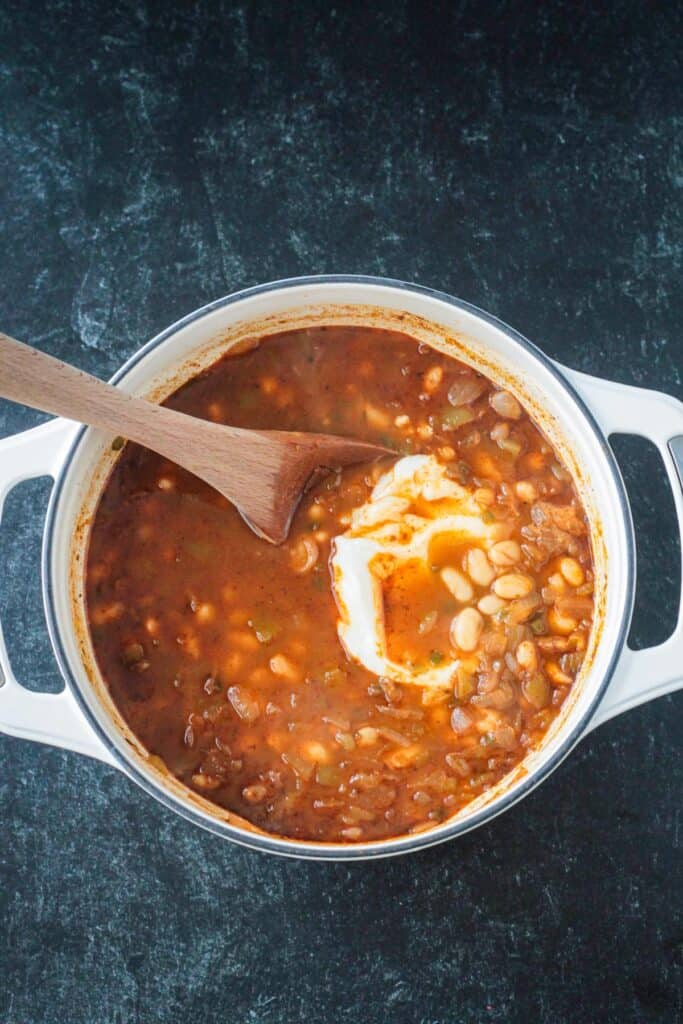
[331,455,510,689]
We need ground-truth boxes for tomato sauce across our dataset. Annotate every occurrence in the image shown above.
[86,327,594,842]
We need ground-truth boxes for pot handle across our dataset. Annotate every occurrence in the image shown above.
[0,419,115,763]
[563,368,683,729]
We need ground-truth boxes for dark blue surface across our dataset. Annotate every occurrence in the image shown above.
[0,2,681,1021]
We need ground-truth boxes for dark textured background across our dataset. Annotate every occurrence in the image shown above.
[0,2,681,1022]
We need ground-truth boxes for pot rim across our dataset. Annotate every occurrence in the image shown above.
[41,274,636,859]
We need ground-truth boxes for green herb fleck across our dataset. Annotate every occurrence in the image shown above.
[529,613,546,635]
[441,406,475,431]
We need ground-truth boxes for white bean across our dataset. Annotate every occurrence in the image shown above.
[450,607,484,652]
[478,593,507,615]
[490,390,522,419]
[548,606,578,635]
[489,540,521,567]
[269,654,300,682]
[515,480,537,503]
[516,640,538,672]
[423,365,444,393]
[559,556,585,587]
[466,548,495,587]
[493,573,534,599]
[441,567,474,603]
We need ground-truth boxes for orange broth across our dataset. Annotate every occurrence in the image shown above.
[86,326,594,841]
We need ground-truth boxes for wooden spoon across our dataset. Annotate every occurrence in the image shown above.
[0,332,392,543]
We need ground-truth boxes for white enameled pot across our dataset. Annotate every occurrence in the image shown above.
[1,277,681,860]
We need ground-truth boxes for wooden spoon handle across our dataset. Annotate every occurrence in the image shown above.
[0,330,245,464]
[0,330,153,433]
[0,331,392,544]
